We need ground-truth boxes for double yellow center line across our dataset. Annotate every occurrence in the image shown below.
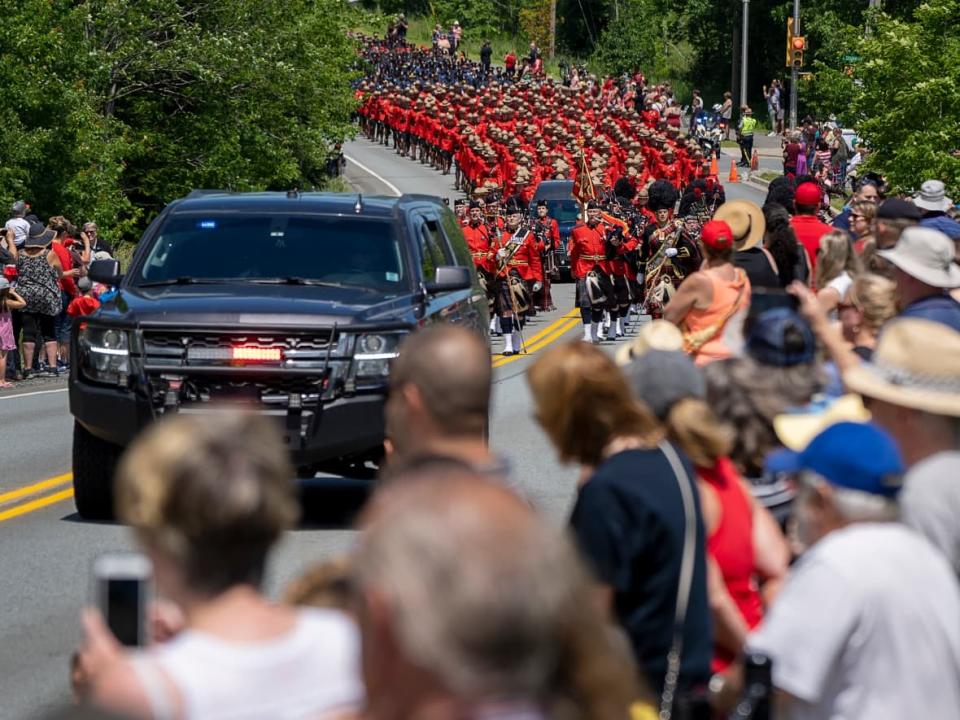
[491,310,581,368]
[0,473,74,524]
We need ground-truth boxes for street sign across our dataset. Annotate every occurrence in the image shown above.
[842,54,862,62]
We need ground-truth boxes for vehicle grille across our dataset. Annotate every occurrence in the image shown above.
[139,330,336,368]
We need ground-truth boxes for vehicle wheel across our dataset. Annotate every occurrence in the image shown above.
[73,422,122,521]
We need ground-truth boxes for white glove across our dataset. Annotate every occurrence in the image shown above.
[497,248,508,259]
[665,248,679,258]
[532,281,543,292]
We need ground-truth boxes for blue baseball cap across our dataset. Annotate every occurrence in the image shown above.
[766,422,904,497]
[746,307,815,367]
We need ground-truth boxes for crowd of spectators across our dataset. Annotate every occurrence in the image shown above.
[1,202,113,386]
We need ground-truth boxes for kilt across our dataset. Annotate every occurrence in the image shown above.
[611,274,631,306]
[574,271,614,309]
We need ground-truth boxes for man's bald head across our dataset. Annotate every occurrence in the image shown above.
[390,325,491,437]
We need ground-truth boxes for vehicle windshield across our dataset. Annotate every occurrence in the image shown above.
[547,199,582,224]
[135,214,407,293]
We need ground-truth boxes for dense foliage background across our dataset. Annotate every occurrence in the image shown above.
[0,0,358,242]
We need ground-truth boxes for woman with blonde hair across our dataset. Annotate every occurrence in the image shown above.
[622,350,788,675]
[528,342,713,708]
[815,230,862,316]
[73,412,363,719]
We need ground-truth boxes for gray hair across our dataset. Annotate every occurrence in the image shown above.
[354,475,589,700]
[804,474,900,523]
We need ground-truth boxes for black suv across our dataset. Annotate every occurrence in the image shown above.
[70,191,487,519]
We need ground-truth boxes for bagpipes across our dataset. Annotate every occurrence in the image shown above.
[643,219,685,317]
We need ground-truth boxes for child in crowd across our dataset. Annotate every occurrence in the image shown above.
[66,277,101,318]
[0,278,27,388]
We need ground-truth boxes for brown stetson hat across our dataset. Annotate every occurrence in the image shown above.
[713,200,765,251]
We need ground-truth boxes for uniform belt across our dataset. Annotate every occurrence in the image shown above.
[582,254,606,261]
[471,251,488,258]
[508,260,529,266]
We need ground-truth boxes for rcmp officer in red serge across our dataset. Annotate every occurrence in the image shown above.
[462,201,498,333]
[492,199,540,356]
[533,199,560,311]
[569,200,613,344]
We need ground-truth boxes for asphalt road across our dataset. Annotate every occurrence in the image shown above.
[0,137,765,718]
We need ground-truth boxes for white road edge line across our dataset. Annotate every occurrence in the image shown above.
[0,387,69,401]
[343,154,402,198]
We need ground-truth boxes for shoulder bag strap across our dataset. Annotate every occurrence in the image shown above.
[657,441,698,720]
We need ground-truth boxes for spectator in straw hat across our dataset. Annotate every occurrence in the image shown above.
[844,319,960,575]
[876,226,960,331]
[914,179,960,241]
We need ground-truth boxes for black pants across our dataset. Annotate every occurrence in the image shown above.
[739,135,754,165]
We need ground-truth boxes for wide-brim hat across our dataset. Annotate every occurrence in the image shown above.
[844,318,960,417]
[773,394,871,451]
[876,226,960,288]
[24,222,54,248]
[713,199,765,251]
[615,319,684,365]
[913,179,953,212]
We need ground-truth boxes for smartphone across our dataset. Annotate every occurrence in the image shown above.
[93,553,152,647]
[749,287,799,317]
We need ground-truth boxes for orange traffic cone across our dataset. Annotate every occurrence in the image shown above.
[728,160,740,183]
[709,154,718,176]
[751,149,759,171]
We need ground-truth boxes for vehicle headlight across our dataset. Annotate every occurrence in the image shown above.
[78,324,130,385]
[354,333,402,381]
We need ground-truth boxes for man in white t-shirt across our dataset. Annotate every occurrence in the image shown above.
[4,201,30,248]
[746,422,960,720]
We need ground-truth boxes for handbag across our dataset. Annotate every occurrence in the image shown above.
[657,441,710,720]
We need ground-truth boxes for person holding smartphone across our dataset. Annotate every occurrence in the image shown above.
[72,412,363,719]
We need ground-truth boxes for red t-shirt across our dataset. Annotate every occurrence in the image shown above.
[790,214,833,275]
[783,142,801,170]
[50,242,78,298]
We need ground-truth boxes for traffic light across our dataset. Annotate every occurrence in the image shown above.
[785,18,794,67]
[792,36,806,68]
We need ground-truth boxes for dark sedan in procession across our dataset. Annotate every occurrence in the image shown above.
[70,191,488,519]
[528,180,580,281]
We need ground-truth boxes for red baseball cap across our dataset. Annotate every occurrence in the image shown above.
[701,220,735,250]
[795,181,822,206]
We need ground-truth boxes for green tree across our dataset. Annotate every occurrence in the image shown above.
[0,0,358,241]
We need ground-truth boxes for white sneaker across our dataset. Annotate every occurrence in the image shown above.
[511,331,522,354]
[615,318,625,337]
[767,131,776,137]
[582,325,592,343]
[503,333,515,355]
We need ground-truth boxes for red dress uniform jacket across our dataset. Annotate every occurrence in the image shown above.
[463,223,494,275]
[569,222,611,278]
[494,228,538,282]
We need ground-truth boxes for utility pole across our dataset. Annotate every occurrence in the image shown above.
[740,0,750,111]
[790,0,799,131]
[549,0,556,59]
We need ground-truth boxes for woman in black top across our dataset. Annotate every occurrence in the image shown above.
[528,342,713,700]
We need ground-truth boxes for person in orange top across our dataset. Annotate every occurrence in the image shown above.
[664,219,752,366]
[790,181,833,276]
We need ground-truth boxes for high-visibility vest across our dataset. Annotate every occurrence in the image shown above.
[741,116,757,136]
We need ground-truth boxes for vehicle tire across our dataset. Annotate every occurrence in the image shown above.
[72,422,122,521]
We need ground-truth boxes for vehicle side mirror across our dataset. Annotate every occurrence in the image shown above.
[424,265,471,294]
[88,259,122,286]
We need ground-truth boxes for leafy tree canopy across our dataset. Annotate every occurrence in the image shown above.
[0,0,358,241]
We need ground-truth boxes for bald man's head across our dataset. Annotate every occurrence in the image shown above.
[389,325,491,437]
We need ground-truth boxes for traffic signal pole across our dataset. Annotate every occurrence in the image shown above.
[790,0,800,131]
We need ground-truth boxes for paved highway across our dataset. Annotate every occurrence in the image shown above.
[0,137,764,718]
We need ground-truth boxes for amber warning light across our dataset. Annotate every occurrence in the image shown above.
[231,346,282,362]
